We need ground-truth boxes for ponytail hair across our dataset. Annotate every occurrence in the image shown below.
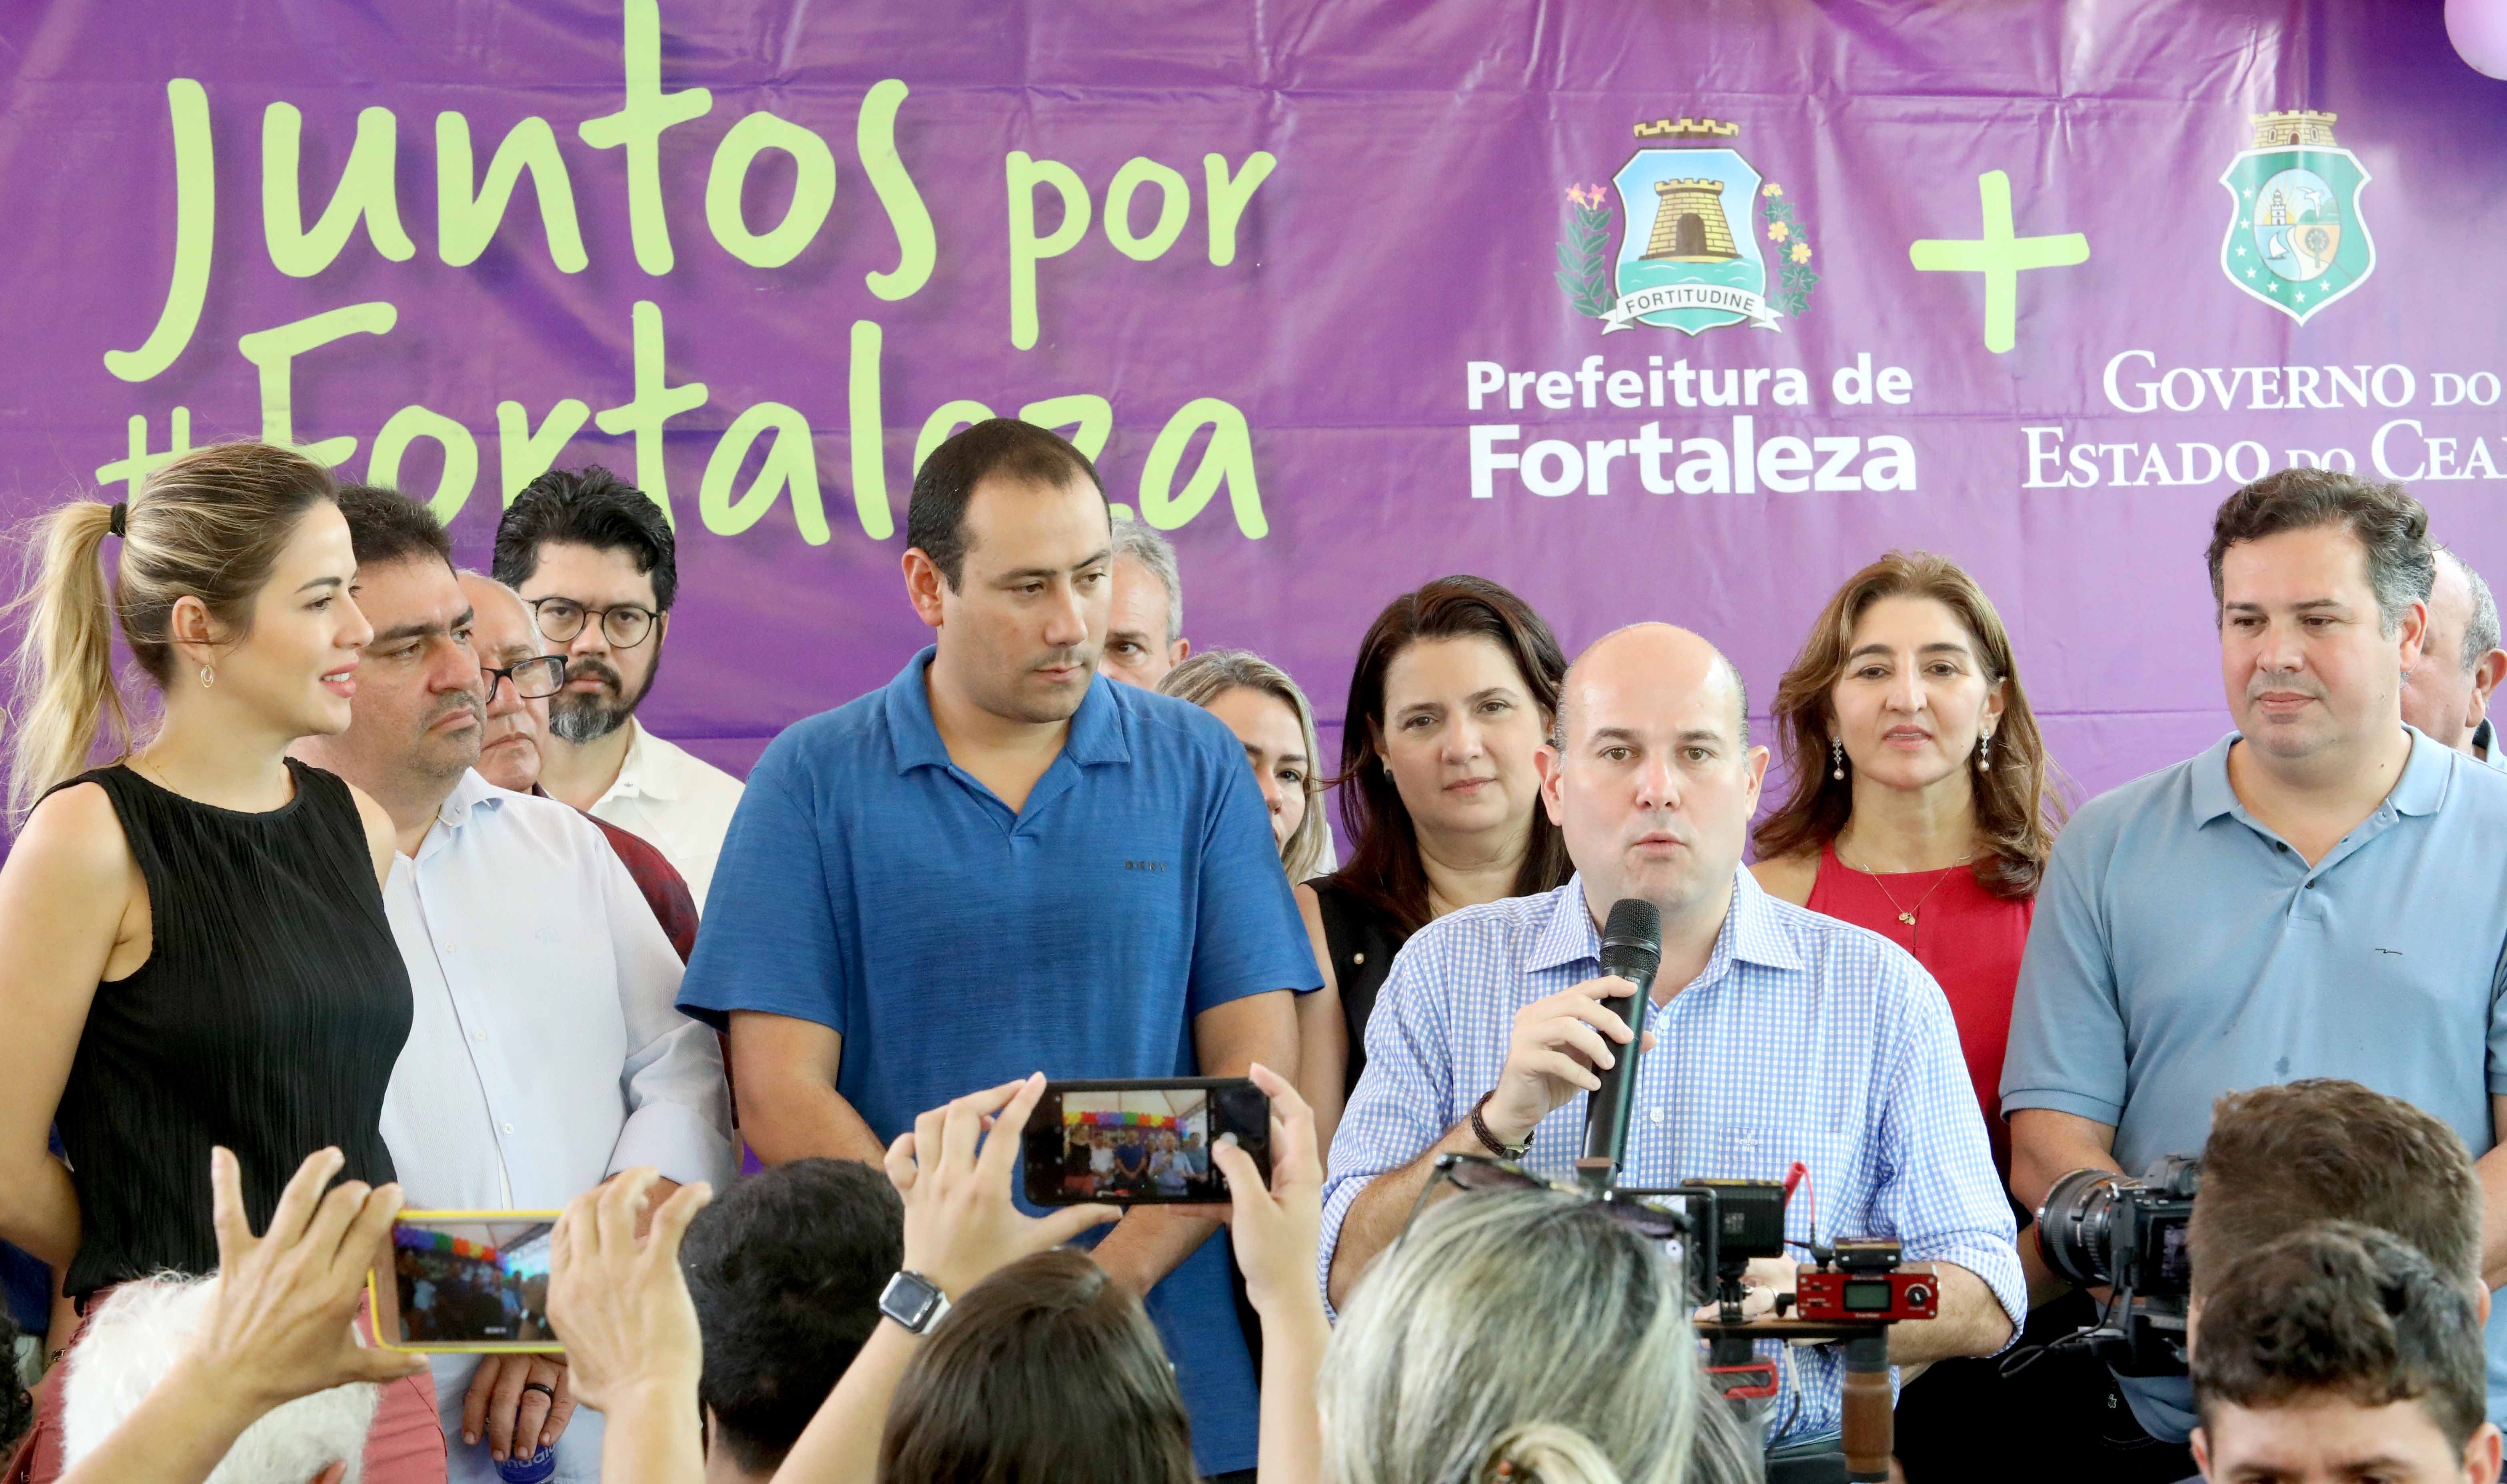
[5,443,338,823]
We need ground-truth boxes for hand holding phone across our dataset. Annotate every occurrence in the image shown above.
[370,1213,564,1353]
[1207,1065,1324,1321]
[892,1073,1120,1300]
[1021,1077,1272,1207]
[205,1146,427,1402]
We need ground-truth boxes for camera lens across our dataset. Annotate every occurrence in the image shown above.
[2037,1168,2125,1288]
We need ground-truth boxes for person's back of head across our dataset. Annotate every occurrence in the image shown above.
[2191,1079,2482,1298]
[680,1158,903,1476]
[2192,1222,2498,1482]
[1320,1187,1755,1484]
[879,1248,1195,1484]
[60,1274,378,1484]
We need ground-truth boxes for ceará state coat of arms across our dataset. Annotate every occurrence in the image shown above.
[2218,110,2375,325]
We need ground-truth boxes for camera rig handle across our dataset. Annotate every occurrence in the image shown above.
[1691,1240,1938,1484]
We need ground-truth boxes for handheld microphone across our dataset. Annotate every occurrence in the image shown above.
[1577,898,1663,1188]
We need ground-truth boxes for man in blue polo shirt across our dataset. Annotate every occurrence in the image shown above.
[677,418,1316,1480]
[2004,469,2507,1451]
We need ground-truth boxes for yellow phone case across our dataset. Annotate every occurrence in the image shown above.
[370,1209,566,1354]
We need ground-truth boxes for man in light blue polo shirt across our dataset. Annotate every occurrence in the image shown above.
[2004,469,2507,1447]
[2403,544,2507,771]
[677,419,1317,1479]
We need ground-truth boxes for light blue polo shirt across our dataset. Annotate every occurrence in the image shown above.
[679,649,1321,1475]
[2002,725,2507,1440]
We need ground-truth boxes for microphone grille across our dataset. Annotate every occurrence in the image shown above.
[1600,897,1661,950]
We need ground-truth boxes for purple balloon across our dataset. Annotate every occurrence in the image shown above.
[2450,0,2507,78]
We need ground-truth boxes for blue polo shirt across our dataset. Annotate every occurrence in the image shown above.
[678,649,1320,1475]
[2002,725,2507,1440]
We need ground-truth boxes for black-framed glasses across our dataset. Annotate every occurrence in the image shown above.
[1398,1152,1697,1246]
[529,597,656,649]
[481,655,568,701]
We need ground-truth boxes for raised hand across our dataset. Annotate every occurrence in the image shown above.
[545,1169,713,1416]
[1209,1063,1323,1320]
[195,1145,427,1409]
[884,1073,1120,1300]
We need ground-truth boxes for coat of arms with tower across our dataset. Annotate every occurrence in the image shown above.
[1554,115,1820,332]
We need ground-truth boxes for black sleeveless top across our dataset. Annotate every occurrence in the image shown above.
[50,760,413,1300]
[1304,876,1410,1097]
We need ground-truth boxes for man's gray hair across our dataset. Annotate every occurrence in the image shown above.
[1111,518,1183,645]
[1320,1188,1757,1484]
[62,1274,381,1483]
[2437,546,2502,675]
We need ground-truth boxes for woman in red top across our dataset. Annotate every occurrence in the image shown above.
[1752,553,2127,1479]
[1749,551,2060,1176]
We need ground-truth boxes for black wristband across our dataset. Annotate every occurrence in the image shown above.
[1471,1089,1532,1159]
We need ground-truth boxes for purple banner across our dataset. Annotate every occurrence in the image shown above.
[3,0,2502,802]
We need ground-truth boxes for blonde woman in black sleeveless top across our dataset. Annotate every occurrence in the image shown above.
[0,445,430,1481]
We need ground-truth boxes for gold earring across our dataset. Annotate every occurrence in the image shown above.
[199,665,216,689]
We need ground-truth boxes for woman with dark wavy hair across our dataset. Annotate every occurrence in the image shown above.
[1296,577,1570,1155]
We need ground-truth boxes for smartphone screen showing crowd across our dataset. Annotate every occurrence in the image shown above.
[369,1213,563,1352]
[1022,1079,1270,1206]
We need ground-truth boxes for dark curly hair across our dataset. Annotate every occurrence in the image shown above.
[492,465,678,611]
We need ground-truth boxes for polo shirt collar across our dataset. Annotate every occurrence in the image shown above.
[2188,732,2243,823]
[2389,725,2449,817]
[882,646,1133,774]
[1523,866,1801,977]
[2192,726,2450,823]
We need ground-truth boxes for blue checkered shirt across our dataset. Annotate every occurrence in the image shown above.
[1317,870,2024,1442]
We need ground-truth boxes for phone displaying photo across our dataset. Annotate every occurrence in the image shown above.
[368,1212,564,1353]
[1023,1078,1271,1206]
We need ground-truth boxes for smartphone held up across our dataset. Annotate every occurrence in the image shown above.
[368,1212,564,1353]
[1021,1077,1271,1206]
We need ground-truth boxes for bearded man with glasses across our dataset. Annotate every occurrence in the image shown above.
[460,572,699,963]
[493,467,746,910]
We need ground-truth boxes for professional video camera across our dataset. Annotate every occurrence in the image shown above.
[2031,1154,2200,1374]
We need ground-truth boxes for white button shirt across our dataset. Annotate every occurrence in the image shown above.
[380,769,734,1484]
[587,719,746,912]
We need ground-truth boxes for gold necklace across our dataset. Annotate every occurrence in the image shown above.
[1837,849,1974,930]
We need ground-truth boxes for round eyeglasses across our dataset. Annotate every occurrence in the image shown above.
[481,655,568,701]
[529,597,656,649]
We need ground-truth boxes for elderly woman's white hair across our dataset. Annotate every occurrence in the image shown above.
[1321,1187,1759,1484]
[62,1274,380,1484]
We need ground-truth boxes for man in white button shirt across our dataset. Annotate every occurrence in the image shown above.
[296,484,736,1484]
[491,466,746,908]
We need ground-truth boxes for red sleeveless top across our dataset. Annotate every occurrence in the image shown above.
[1805,841,2031,1181]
